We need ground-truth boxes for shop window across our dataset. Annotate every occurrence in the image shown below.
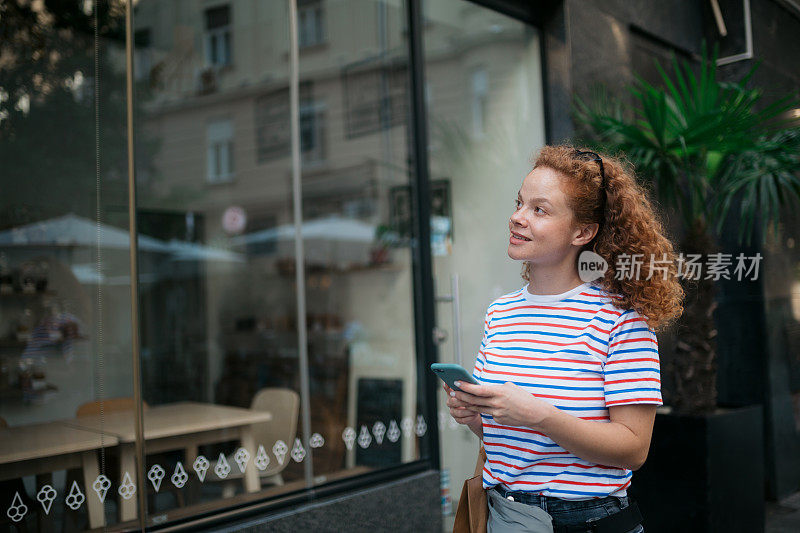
[1,0,441,530]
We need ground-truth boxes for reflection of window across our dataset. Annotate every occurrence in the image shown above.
[204,5,231,67]
[298,0,325,48]
[255,83,323,163]
[471,67,488,138]
[343,61,408,138]
[133,28,152,82]
[300,83,326,163]
[207,119,234,183]
[255,88,290,162]
[244,214,277,256]
[389,179,451,244]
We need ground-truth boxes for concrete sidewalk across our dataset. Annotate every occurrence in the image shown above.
[766,491,800,532]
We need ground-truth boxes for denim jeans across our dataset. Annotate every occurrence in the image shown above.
[489,485,644,533]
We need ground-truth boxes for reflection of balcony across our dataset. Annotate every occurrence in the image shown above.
[300,159,378,213]
[196,67,218,95]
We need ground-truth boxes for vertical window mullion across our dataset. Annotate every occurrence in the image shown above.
[289,0,314,489]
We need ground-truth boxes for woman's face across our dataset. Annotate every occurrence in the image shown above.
[508,166,584,265]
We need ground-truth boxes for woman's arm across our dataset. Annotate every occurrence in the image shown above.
[537,403,656,470]
[453,380,656,470]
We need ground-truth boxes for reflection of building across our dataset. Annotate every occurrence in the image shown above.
[3,0,800,531]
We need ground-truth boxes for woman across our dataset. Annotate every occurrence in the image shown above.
[445,145,684,533]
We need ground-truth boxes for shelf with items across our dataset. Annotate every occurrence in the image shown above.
[0,355,59,405]
[0,335,88,351]
[0,290,57,299]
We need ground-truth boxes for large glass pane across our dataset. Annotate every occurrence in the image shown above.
[420,1,547,527]
[133,0,298,525]
[0,1,134,531]
[133,0,427,525]
[297,0,424,484]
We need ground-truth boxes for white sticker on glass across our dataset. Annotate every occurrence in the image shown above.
[171,462,189,488]
[214,454,231,479]
[372,421,386,444]
[387,420,401,443]
[234,448,250,473]
[415,415,427,437]
[401,417,413,438]
[66,480,86,510]
[92,474,111,502]
[148,465,165,492]
[310,433,325,448]
[6,492,27,522]
[193,455,210,482]
[358,425,372,449]
[273,440,288,465]
[254,445,270,470]
[342,427,356,450]
[118,472,136,500]
[36,485,56,515]
[291,438,306,462]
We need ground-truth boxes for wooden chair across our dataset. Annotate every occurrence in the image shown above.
[206,388,300,495]
[250,388,300,484]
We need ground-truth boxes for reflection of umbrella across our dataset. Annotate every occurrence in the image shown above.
[163,239,243,263]
[69,264,162,285]
[0,213,169,252]
[232,215,376,266]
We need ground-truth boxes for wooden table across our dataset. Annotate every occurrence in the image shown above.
[0,422,119,529]
[62,402,273,522]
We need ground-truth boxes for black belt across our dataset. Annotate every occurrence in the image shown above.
[554,501,642,533]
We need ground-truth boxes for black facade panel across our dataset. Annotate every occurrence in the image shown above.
[203,471,441,532]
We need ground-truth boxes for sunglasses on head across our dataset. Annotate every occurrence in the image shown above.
[573,149,607,230]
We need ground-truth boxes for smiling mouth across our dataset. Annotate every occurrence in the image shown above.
[510,232,531,241]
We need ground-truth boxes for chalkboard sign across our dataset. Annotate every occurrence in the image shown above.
[355,378,403,467]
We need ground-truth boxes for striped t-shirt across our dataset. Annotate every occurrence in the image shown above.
[472,281,662,500]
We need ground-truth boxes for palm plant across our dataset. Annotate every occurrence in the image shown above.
[572,42,800,413]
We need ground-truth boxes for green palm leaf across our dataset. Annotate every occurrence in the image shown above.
[572,41,800,246]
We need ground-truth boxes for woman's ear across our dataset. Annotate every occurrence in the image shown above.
[572,222,599,246]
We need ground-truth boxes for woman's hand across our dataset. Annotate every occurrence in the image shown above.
[453,380,557,428]
[444,383,483,437]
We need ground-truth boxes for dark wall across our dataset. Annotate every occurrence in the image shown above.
[539,0,800,500]
[202,470,441,533]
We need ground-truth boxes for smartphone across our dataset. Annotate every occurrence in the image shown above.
[430,363,479,392]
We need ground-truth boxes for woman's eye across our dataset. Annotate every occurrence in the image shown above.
[534,207,545,215]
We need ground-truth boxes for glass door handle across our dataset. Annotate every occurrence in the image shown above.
[434,274,463,366]
[432,326,448,345]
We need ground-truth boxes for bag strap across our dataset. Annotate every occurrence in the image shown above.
[473,445,487,478]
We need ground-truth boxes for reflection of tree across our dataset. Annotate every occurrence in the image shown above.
[430,113,539,173]
[0,1,158,228]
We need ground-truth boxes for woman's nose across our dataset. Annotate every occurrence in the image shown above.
[510,208,526,226]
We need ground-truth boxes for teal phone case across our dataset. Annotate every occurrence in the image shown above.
[430,363,478,391]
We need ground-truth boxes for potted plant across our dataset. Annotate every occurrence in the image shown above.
[572,42,800,532]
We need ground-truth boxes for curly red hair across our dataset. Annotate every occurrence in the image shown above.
[523,144,684,332]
